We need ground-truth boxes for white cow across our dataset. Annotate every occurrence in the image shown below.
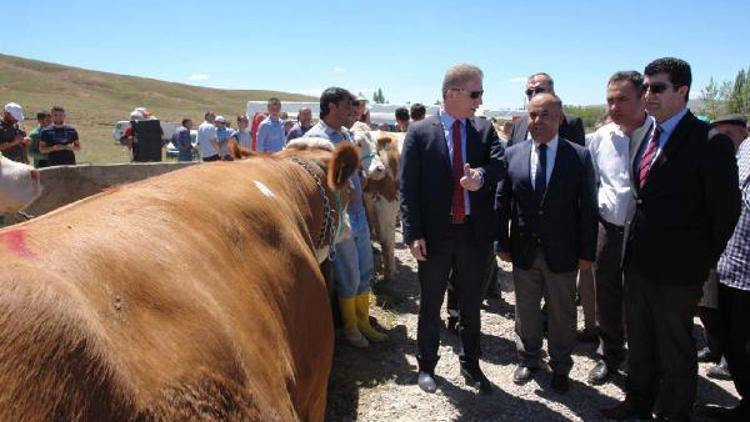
[0,155,42,214]
[351,130,386,181]
[359,131,404,282]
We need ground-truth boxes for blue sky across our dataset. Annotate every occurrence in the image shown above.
[5,0,748,109]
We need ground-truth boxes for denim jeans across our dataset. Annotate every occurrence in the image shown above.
[334,209,374,298]
[178,150,193,162]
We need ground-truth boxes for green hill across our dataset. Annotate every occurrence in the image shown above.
[0,54,316,163]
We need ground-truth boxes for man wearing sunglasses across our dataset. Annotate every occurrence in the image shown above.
[507,73,585,147]
[400,64,505,395]
[603,57,741,421]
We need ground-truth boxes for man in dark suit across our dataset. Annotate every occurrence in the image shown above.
[507,73,586,147]
[400,64,505,394]
[602,57,741,421]
[507,73,595,344]
[496,92,597,394]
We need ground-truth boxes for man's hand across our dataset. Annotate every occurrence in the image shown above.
[579,259,593,270]
[409,239,427,261]
[497,252,512,262]
[459,163,483,191]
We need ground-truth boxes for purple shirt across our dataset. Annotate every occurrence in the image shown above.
[172,126,192,151]
[285,122,312,142]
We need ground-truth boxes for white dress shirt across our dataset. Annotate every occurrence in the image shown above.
[588,117,654,226]
[530,135,558,189]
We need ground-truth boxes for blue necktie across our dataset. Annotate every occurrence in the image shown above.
[535,143,547,203]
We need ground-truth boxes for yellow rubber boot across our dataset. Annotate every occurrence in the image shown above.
[355,293,387,343]
[338,297,369,348]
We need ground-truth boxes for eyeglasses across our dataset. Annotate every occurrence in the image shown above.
[525,87,547,98]
[451,87,484,99]
[643,83,672,94]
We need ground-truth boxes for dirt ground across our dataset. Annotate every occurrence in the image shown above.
[324,228,740,421]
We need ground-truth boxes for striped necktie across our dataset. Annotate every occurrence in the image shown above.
[638,125,662,188]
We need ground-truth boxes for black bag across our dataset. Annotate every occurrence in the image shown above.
[132,119,163,162]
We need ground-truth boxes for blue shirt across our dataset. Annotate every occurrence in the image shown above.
[256,117,286,153]
[215,127,234,156]
[232,129,252,149]
[440,110,472,214]
[172,126,192,151]
[717,140,750,291]
[305,121,365,215]
[634,108,688,173]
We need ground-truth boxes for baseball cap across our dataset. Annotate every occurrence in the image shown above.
[4,103,24,122]
[215,115,227,123]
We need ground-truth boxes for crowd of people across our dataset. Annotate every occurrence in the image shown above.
[398,59,749,422]
[1,56,749,421]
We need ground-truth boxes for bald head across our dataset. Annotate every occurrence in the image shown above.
[528,93,563,143]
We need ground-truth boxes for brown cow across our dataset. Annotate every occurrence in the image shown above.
[0,138,359,421]
[362,131,403,282]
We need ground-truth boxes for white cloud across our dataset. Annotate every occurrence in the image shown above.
[332,66,346,74]
[188,73,210,81]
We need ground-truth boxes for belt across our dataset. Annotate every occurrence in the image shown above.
[599,217,624,233]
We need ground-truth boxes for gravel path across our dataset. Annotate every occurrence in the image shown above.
[325,228,740,421]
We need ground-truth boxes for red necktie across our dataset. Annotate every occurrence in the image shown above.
[451,120,466,223]
[638,125,661,188]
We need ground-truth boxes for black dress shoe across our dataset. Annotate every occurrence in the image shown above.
[417,371,437,393]
[551,373,570,394]
[461,365,492,395]
[588,360,612,385]
[706,357,732,380]
[512,365,536,385]
[601,401,652,420]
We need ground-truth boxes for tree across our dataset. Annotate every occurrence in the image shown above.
[728,68,750,115]
[372,88,387,104]
[698,77,726,119]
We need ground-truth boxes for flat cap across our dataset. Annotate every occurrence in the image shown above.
[711,113,747,128]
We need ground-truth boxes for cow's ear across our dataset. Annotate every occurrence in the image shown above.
[328,143,360,190]
[377,137,393,151]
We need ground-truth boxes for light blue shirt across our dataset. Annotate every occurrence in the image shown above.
[215,127,234,157]
[304,121,364,215]
[440,110,472,214]
[256,116,286,153]
[530,135,559,188]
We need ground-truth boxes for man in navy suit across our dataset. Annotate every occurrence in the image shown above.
[496,93,597,394]
[400,64,505,394]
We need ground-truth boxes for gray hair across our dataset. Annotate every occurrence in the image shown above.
[442,64,484,98]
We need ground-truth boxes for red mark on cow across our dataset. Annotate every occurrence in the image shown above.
[0,229,34,258]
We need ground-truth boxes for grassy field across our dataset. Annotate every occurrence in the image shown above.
[0,54,316,163]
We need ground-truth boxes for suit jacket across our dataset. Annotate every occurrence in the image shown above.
[496,138,598,273]
[400,114,505,244]
[508,114,585,147]
[626,110,741,285]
